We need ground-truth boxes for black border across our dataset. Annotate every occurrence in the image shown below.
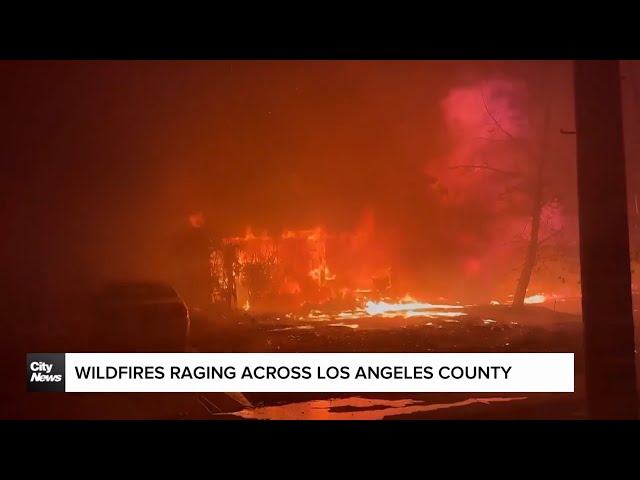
[3,14,640,470]
[3,419,638,460]
[2,10,640,60]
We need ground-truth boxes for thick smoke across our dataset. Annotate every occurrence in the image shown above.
[433,77,575,302]
[443,78,530,141]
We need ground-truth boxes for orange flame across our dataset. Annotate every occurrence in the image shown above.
[523,294,545,304]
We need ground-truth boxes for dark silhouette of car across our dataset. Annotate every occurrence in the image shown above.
[94,281,190,352]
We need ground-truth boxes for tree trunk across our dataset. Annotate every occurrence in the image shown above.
[574,60,638,419]
[512,178,543,309]
[512,109,550,309]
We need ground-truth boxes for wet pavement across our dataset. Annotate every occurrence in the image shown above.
[218,396,530,420]
[4,390,584,420]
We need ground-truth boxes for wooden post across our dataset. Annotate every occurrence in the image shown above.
[574,60,639,419]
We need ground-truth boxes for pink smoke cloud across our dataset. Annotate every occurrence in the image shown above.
[442,77,530,141]
[432,76,572,300]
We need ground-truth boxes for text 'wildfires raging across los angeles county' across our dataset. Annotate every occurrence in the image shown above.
[74,365,513,381]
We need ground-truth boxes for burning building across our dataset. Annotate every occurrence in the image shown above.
[210,215,395,314]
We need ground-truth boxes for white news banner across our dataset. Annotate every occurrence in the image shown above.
[37,352,577,393]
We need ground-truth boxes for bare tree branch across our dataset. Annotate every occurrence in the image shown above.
[481,89,515,140]
[536,253,565,262]
[538,228,563,245]
[540,196,555,208]
[473,136,513,142]
[448,164,521,176]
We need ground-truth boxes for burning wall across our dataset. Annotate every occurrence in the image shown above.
[217,213,394,311]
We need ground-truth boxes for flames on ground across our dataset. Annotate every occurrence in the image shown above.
[299,292,557,326]
[308,295,467,322]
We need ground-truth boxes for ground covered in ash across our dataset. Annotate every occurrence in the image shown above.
[191,305,585,358]
[184,305,591,419]
[6,305,638,420]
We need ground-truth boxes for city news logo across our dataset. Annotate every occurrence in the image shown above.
[27,353,65,392]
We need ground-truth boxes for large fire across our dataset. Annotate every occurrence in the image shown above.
[212,222,473,322]
[215,213,394,311]
[209,216,564,323]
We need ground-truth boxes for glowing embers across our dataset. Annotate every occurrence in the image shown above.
[328,323,359,329]
[307,310,332,321]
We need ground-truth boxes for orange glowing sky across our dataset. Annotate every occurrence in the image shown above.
[5,60,639,302]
